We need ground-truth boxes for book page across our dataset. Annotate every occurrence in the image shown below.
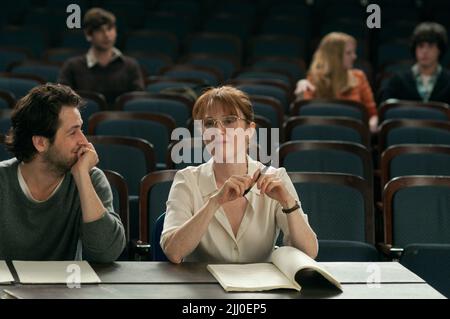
[271,246,342,291]
[13,261,101,284]
[207,263,300,291]
[0,261,14,284]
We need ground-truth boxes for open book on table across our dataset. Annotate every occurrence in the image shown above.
[207,246,342,292]
[12,261,101,284]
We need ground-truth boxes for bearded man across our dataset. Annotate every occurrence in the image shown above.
[0,83,125,262]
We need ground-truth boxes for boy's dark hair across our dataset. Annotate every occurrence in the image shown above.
[411,22,448,59]
[83,7,116,35]
[5,83,83,163]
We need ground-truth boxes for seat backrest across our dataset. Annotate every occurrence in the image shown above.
[166,137,210,169]
[0,134,11,161]
[152,212,169,261]
[269,2,311,18]
[381,145,450,188]
[146,76,206,98]
[88,136,156,196]
[43,48,83,63]
[11,62,60,83]
[217,1,257,21]
[236,70,293,89]
[279,141,373,184]
[61,29,90,50]
[379,120,450,151]
[203,15,252,42]
[88,111,176,167]
[250,34,305,59]
[158,0,201,19]
[0,74,43,99]
[377,40,411,67]
[317,240,379,262]
[187,32,242,59]
[162,64,222,87]
[126,31,179,60]
[291,99,369,125]
[379,100,450,123]
[300,104,363,121]
[77,91,107,131]
[185,54,238,80]
[251,56,306,82]
[102,169,130,243]
[250,95,284,129]
[139,170,178,244]
[0,110,11,134]
[143,12,194,42]
[0,89,16,109]
[288,172,374,244]
[122,97,188,127]
[130,52,173,77]
[116,92,193,127]
[261,15,311,40]
[0,48,29,72]
[229,79,291,113]
[400,243,450,298]
[383,176,450,247]
[285,116,370,148]
[0,27,46,57]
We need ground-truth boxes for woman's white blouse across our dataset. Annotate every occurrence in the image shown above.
[160,156,316,263]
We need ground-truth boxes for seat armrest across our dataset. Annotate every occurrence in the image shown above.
[130,239,151,261]
[377,243,404,260]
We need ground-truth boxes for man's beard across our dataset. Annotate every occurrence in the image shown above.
[43,146,77,176]
[93,42,113,52]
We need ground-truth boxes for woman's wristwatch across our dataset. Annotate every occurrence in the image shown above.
[281,200,300,214]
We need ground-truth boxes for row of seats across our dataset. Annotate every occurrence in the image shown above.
[1,87,449,168]
[2,86,449,150]
[101,167,449,261]
[3,121,447,193]
[1,99,449,180]
[2,119,449,241]
[2,0,448,47]
[102,166,450,297]
[1,71,449,119]
[1,34,449,87]
[2,0,450,88]
[3,129,449,295]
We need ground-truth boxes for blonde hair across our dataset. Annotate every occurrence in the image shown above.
[193,86,254,121]
[308,32,356,98]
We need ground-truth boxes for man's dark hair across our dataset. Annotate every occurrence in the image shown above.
[5,83,83,163]
[83,7,116,35]
[411,22,448,59]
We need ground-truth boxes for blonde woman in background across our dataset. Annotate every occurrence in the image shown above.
[295,32,378,132]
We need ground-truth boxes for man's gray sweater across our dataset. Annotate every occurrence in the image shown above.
[0,158,126,262]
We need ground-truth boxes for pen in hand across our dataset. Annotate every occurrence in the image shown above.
[243,166,269,196]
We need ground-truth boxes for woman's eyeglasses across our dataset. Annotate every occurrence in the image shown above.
[203,115,248,129]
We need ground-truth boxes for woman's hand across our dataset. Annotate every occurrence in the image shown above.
[257,173,294,208]
[212,174,255,205]
[295,79,316,97]
[369,115,379,133]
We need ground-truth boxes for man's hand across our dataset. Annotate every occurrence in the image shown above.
[71,143,99,177]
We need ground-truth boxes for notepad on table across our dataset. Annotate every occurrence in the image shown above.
[207,246,342,292]
[0,261,14,284]
[12,261,101,284]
